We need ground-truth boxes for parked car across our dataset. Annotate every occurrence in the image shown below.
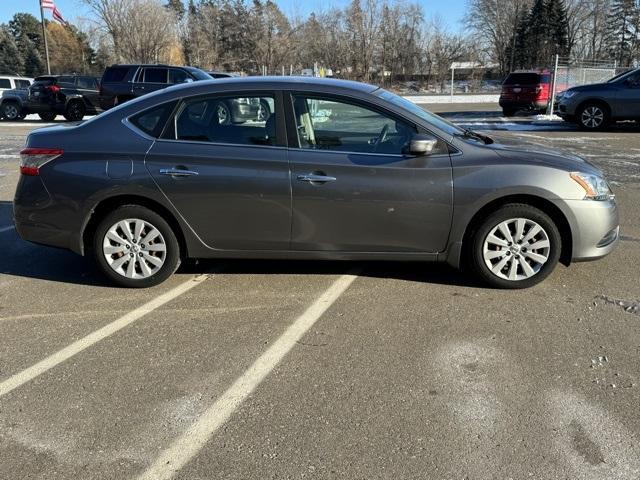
[0,75,32,94]
[206,71,236,79]
[14,77,618,288]
[23,75,101,121]
[499,70,552,116]
[1,88,29,121]
[557,67,640,130]
[99,64,212,110]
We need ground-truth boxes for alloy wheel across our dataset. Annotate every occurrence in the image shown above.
[217,103,230,125]
[581,106,604,129]
[102,218,167,279]
[482,218,551,281]
[3,104,19,120]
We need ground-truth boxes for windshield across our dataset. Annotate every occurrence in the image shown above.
[608,68,636,83]
[376,89,464,136]
[186,68,212,81]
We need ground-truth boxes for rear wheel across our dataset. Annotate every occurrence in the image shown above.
[64,100,86,121]
[38,112,57,121]
[1,102,22,121]
[470,204,561,289]
[577,102,609,130]
[93,205,181,288]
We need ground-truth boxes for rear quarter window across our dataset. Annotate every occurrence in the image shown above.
[129,101,177,137]
[102,67,130,83]
[0,78,11,88]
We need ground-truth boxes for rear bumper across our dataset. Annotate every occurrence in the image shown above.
[499,98,549,110]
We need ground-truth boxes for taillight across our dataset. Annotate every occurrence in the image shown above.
[45,85,61,94]
[19,148,63,176]
[535,85,543,94]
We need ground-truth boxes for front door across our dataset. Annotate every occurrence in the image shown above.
[615,71,640,118]
[145,92,291,250]
[287,94,453,253]
[133,67,169,98]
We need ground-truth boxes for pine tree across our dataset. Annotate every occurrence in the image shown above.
[607,0,638,67]
[0,26,24,75]
[23,40,45,77]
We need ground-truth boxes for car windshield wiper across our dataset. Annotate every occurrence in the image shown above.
[455,128,493,144]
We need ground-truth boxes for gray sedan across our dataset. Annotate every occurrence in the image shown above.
[14,77,619,288]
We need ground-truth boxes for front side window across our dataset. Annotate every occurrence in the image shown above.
[292,95,415,155]
[169,69,189,84]
[76,77,97,89]
[143,68,168,84]
[169,94,277,146]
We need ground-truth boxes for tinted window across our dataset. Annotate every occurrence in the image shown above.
[76,77,97,89]
[130,101,176,137]
[171,95,276,146]
[503,73,542,85]
[0,79,11,89]
[33,76,55,86]
[292,95,415,154]
[58,76,75,86]
[143,68,168,83]
[15,79,31,88]
[169,69,189,84]
[102,67,130,83]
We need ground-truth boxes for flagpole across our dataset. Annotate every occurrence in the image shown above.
[39,1,51,74]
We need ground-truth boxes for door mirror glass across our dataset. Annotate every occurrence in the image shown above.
[406,134,438,156]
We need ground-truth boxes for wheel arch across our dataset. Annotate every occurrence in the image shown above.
[460,194,573,268]
[81,194,188,259]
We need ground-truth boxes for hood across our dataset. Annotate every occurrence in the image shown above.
[566,82,613,93]
[487,141,602,175]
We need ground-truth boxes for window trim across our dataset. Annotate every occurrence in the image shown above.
[157,90,287,148]
[285,91,457,157]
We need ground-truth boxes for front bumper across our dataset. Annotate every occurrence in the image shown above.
[563,198,619,262]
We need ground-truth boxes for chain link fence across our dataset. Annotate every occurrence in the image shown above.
[553,58,619,93]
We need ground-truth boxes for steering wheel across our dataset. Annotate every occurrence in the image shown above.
[372,124,389,152]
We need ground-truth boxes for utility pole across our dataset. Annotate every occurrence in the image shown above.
[39,2,51,74]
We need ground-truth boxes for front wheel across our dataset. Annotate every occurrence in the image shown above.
[93,205,181,288]
[1,102,22,121]
[64,100,86,121]
[470,204,561,289]
[577,103,609,130]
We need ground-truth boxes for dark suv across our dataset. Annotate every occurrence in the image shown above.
[99,64,211,110]
[499,71,552,116]
[25,75,101,121]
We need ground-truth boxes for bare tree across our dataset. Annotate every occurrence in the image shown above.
[82,0,179,63]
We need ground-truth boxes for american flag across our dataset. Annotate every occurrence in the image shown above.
[40,0,67,25]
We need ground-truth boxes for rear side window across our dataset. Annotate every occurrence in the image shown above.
[0,78,11,88]
[503,73,541,85]
[58,76,75,86]
[143,68,168,84]
[129,101,177,137]
[77,77,98,89]
[102,67,130,83]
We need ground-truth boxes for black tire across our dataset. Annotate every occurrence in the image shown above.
[577,102,610,130]
[1,101,22,121]
[502,108,517,117]
[38,112,57,121]
[64,100,86,121]
[93,205,181,288]
[470,203,561,289]
[216,101,232,125]
[257,99,271,121]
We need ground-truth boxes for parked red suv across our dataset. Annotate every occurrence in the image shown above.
[499,70,551,116]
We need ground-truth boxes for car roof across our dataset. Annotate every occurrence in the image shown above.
[166,76,379,94]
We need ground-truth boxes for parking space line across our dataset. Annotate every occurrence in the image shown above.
[0,225,15,233]
[137,271,359,480]
[0,274,211,398]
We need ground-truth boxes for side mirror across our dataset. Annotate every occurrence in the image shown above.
[183,78,194,84]
[406,134,438,156]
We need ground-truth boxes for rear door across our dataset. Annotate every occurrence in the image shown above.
[133,67,169,97]
[143,91,291,250]
[75,76,100,112]
[286,93,453,253]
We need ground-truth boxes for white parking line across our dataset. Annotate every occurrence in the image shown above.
[137,271,359,480]
[0,225,15,233]
[0,274,210,398]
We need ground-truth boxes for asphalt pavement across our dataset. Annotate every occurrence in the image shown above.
[0,105,639,479]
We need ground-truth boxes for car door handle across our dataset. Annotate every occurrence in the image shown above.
[296,173,337,183]
[159,168,199,177]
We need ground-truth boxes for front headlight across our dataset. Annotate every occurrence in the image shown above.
[570,172,614,200]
